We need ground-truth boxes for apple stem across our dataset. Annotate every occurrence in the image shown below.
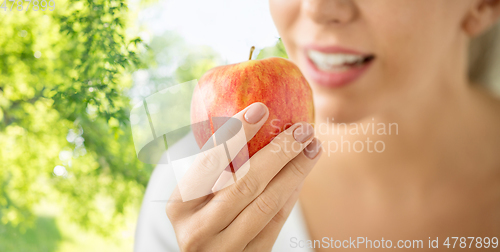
[249,46,255,60]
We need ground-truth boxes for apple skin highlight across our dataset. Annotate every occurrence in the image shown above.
[191,57,315,171]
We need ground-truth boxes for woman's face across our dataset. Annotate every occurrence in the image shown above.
[270,0,475,122]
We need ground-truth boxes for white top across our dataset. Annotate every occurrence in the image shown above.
[134,132,313,252]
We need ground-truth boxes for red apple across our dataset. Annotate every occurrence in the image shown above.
[190,49,314,172]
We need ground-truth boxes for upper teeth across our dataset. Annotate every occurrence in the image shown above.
[308,50,366,71]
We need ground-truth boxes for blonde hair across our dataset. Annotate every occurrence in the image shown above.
[469,22,500,96]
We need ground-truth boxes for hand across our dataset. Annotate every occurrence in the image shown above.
[166,102,322,252]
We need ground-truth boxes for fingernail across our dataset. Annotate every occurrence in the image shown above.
[293,123,314,143]
[244,103,267,124]
[304,138,322,159]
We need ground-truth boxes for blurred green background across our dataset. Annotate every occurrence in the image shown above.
[0,0,286,251]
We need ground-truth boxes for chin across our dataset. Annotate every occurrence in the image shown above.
[310,88,380,124]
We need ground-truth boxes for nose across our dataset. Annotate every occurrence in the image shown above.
[303,0,357,25]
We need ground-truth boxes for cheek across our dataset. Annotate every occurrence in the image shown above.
[269,0,301,31]
[362,1,463,75]
[269,0,301,54]
[367,4,433,58]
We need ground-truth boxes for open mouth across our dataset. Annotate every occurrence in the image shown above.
[307,49,375,72]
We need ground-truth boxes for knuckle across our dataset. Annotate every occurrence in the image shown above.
[272,138,297,163]
[177,226,205,252]
[288,160,308,178]
[178,239,198,252]
[165,199,182,221]
[223,120,240,137]
[270,207,288,225]
[165,203,176,220]
[232,175,260,198]
[178,237,201,252]
[197,148,222,172]
[255,192,280,215]
[165,189,185,222]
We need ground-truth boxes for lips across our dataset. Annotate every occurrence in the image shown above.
[303,45,375,88]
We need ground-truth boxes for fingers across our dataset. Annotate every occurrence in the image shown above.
[244,182,304,252]
[167,103,268,211]
[212,121,315,192]
[219,138,322,248]
[202,122,315,230]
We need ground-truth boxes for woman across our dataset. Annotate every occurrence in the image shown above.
[135,0,500,251]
